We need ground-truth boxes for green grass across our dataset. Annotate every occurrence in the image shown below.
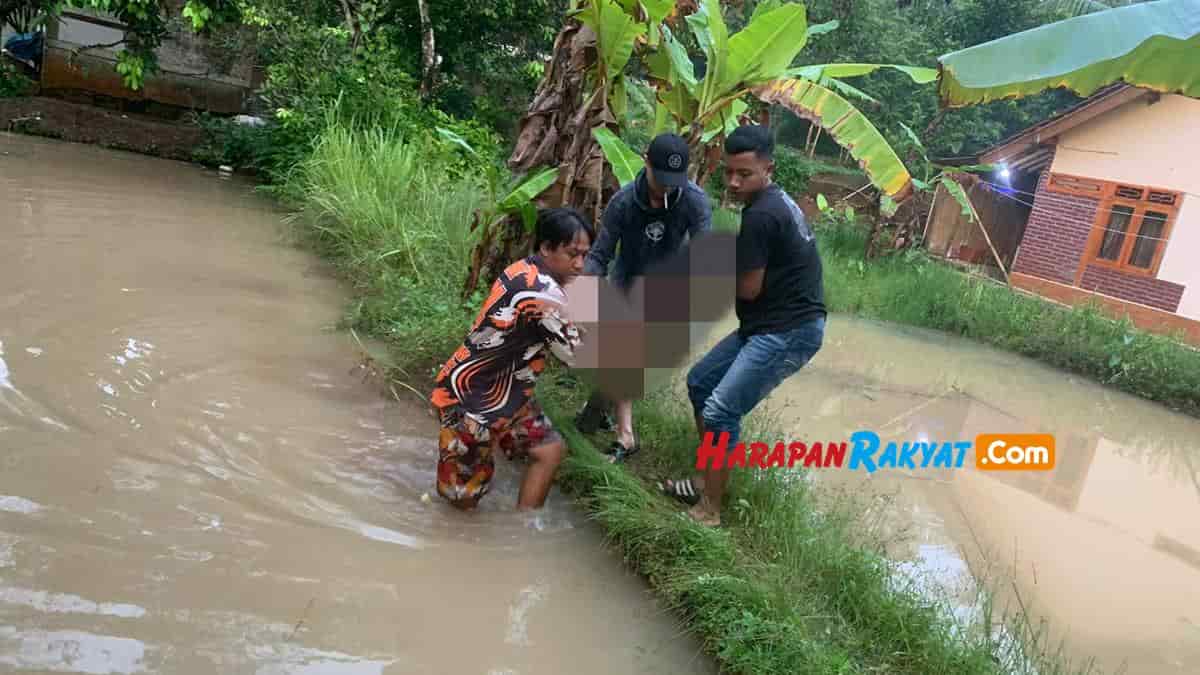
[538,369,1099,675]
[280,115,487,377]
[275,117,1136,675]
[816,216,1200,418]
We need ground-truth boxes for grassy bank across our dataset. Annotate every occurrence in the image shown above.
[815,216,1200,418]
[270,117,1110,675]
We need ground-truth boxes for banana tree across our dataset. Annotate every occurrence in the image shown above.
[465,0,653,296]
[464,0,938,296]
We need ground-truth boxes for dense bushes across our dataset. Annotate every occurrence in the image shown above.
[193,27,503,185]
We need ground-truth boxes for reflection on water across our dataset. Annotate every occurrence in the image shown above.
[0,133,715,675]
[0,627,150,674]
[761,314,1200,675]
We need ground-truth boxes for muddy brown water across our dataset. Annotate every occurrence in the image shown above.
[676,309,1200,674]
[0,133,719,674]
[5,131,1198,675]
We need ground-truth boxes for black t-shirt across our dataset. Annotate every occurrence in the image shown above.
[735,184,826,337]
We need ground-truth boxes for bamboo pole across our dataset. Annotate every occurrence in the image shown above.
[964,183,1010,285]
[921,181,942,246]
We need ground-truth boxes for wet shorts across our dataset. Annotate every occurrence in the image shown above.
[435,400,560,508]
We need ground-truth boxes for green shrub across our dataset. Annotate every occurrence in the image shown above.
[0,62,36,98]
[195,29,502,184]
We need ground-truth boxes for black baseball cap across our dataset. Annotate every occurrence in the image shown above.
[647,133,690,188]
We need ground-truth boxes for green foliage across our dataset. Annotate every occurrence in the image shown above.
[579,0,645,82]
[592,127,644,186]
[0,61,36,97]
[280,114,489,370]
[373,0,567,136]
[196,20,501,184]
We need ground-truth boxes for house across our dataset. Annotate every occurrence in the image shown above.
[926,84,1200,346]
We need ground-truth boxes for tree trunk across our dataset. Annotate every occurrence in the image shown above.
[417,0,438,98]
[338,0,362,54]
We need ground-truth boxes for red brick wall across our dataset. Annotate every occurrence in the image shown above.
[1010,157,1187,313]
[1079,265,1184,313]
[1012,169,1099,285]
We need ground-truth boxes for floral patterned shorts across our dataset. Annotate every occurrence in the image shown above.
[435,400,559,508]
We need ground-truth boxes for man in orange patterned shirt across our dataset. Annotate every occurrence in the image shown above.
[430,208,591,510]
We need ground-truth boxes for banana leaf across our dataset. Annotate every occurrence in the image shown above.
[498,167,560,212]
[937,0,1200,107]
[662,24,698,95]
[823,77,878,104]
[702,99,748,142]
[807,19,839,38]
[940,175,975,218]
[750,0,781,24]
[640,0,673,24]
[579,0,647,83]
[714,2,809,97]
[788,63,938,84]
[644,40,673,81]
[752,78,914,203]
[593,127,644,187]
[653,100,676,135]
[687,0,729,108]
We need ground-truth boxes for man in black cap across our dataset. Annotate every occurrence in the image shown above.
[577,132,712,462]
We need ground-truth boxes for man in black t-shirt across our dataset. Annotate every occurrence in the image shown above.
[658,124,827,527]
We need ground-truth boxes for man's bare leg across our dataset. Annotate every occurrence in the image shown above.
[683,414,724,525]
[694,463,729,524]
[686,413,720,523]
[517,438,566,510]
[615,399,636,449]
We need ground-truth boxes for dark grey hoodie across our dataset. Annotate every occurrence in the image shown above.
[583,168,712,289]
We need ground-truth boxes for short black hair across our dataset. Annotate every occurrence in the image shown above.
[534,207,595,252]
[725,124,774,160]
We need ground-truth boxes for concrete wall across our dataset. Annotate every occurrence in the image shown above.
[19,5,256,114]
[1049,94,1200,319]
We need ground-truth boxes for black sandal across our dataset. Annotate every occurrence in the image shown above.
[657,477,702,506]
[607,435,640,463]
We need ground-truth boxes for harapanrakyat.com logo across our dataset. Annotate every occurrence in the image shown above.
[694,431,1055,473]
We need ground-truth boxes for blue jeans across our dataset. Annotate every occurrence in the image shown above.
[687,317,825,448]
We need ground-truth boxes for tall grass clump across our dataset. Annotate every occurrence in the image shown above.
[283,110,490,373]
[814,214,1200,417]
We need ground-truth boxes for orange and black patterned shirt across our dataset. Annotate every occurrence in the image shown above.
[430,255,581,426]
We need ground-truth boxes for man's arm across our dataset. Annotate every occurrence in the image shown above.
[687,187,713,237]
[735,212,770,302]
[737,268,765,301]
[583,198,624,277]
